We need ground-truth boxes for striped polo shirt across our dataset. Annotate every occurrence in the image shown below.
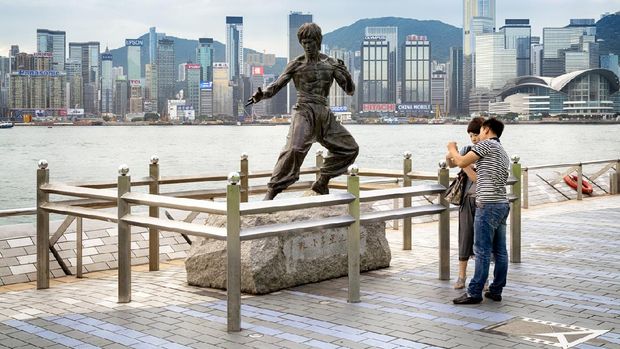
[471,138,510,204]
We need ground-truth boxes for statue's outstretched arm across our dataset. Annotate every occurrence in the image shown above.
[247,61,298,106]
[333,59,355,96]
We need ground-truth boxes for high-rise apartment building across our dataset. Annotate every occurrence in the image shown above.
[156,38,175,114]
[125,39,143,80]
[431,71,447,115]
[500,19,531,77]
[448,47,464,115]
[101,51,114,114]
[463,0,496,112]
[226,16,243,80]
[474,32,516,91]
[365,27,398,103]
[129,79,143,114]
[325,47,355,111]
[401,35,431,104]
[114,77,128,119]
[199,81,213,117]
[144,63,158,113]
[36,29,66,71]
[9,45,19,71]
[69,42,100,114]
[15,53,34,71]
[542,19,596,77]
[196,38,214,83]
[9,70,66,116]
[33,52,53,71]
[185,63,201,111]
[65,58,82,109]
[288,12,313,112]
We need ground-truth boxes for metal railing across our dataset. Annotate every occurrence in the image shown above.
[32,154,523,332]
[522,158,620,208]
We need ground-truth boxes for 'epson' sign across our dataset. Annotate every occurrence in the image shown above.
[125,39,144,47]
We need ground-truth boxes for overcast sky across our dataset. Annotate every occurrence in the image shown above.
[1,0,618,59]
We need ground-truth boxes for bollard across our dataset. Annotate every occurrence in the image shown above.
[437,161,450,280]
[240,153,249,203]
[576,163,583,201]
[347,165,361,303]
[510,156,522,263]
[402,151,412,250]
[315,150,324,181]
[522,167,529,209]
[76,217,83,278]
[117,165,132,303]
[149,155,160,271]
[36,160,50,289]
[226,172,241,332]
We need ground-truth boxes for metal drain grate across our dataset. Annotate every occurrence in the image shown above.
[481,317,608,349]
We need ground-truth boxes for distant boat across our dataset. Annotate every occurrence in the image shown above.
[0,122,14,129]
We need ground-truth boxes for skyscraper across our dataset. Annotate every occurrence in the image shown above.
[360,36,391,111]
[531,37,543,76]
[226,16,243,80]
[474,33,516,91]
[36,29,66,71]
[69,42,100,114]
[463,0,496,112]
[149,27,157,65]
[65,58,82,109]
[401,35,431,104]
[125,39,143,80]
[288,12,313,113]
[101,51,114,114]
[156,38,175,114]
[185,63,201,111]
[500,19,531,77]
[448,47,464,115]
[542,19,596,77]
[365,27,398,103]
[9,45,19,72]
[213,62,233,116]
[600,54,620,78]
[196,38,214,83]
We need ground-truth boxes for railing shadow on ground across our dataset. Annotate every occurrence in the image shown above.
[5,151,527,332]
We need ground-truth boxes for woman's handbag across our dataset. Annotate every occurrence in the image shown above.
[445,171,465,205]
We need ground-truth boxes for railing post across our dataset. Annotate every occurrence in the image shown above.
[240,153,249,202]
[76,217,83,278]
[347,165,361,303]
[315,149,324,181]
[149,155,160,271]
[510,156,522,264]
[226,172,241,332]
[522,167,529,209]
[615,159,620,195]
[402,151,412,250]
[117,165,132,303]
[576,163,583,201]
[36,160,50,289]
[437,161,450,280]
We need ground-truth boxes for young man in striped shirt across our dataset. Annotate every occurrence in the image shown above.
[446,118,510,304]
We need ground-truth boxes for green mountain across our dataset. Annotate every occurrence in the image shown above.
[322,17,462,62]
[597,13,620,57]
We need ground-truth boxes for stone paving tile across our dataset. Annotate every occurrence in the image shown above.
[0,196,619,348]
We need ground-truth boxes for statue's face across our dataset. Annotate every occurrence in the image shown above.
[301,38,320,56]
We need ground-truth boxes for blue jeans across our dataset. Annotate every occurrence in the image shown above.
[467,202,510,298]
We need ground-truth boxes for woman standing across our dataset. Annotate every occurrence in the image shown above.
[447,117,484,289]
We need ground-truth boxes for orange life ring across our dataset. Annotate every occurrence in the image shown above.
[563,174,593,195]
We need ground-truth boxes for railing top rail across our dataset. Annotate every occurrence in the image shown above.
[122,192,227,215]
[0,207,37,218]
[359,183,446,203]
[580,159,620,166]
[40,203,117,223]
[361,204,446,224]
[240,192,356,215]
[246,167,318,179]
[67,176,152,189]
[406,171,457,181]
[40,184,117,201]
[358,168,403,178]
[158,173,229,185]
[526,163,579,170]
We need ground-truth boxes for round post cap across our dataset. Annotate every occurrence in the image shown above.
[240,152,248,160]
[228,172,240,184]
[348,164,359,176]
[315,149,324,156]
[439,160,447,169]
[511,155,520,164]
[150,155,159,164]
[403,151,412,159]
[37,159,48,170]
[118,164,130,176]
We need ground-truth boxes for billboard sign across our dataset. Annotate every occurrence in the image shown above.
[396,103,432,113]
[34,52,53,58]
[364,35,386,41]
[251,66,264,76]
[129,79,142,87]
[67,108,85,116]
[125,39,144,46]
[186,64,201,69]
[200,81,213,90]
[176,105,194,111]
[17,70,60,77]
[101,53,113,61]
[362,103,395,112]
[330,106,348,113]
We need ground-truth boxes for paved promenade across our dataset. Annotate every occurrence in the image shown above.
[0,196,619,349]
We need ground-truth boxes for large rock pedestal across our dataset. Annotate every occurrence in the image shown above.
[185,205,390,294]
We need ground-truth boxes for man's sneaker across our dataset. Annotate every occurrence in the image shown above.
[453,293,482,305]
[484,291,502,302]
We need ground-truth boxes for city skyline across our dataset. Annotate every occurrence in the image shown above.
[1,0,618,58]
